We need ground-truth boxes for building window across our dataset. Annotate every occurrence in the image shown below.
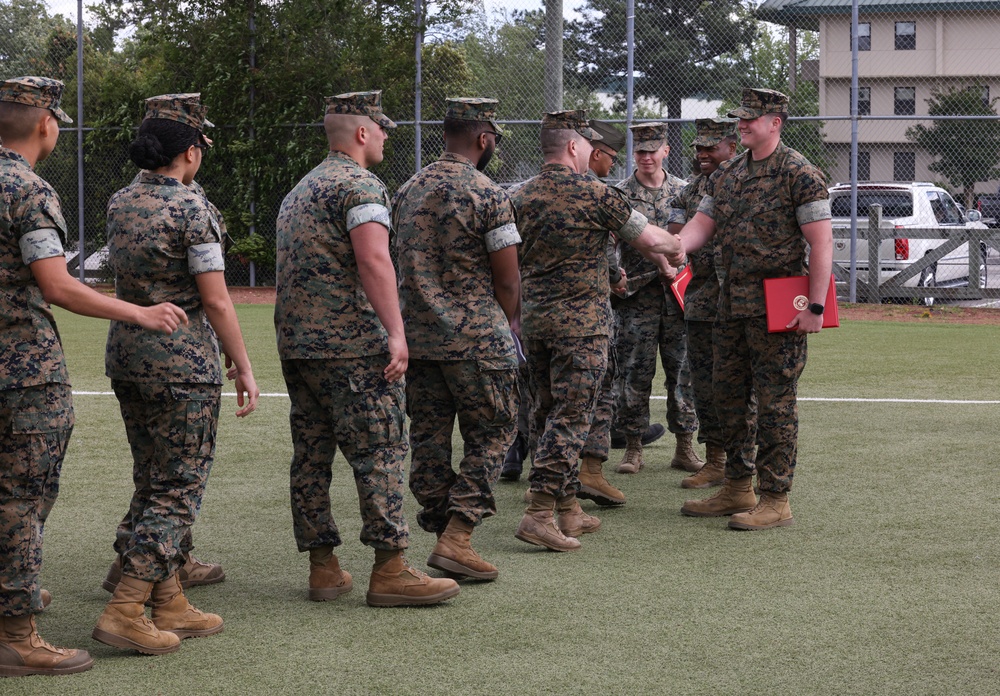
[853,22,871,51]
[854,151,871,181]
[853,86,871,116]
[895,21,916,50]
[894,87,916,115]
[894,152,915,181]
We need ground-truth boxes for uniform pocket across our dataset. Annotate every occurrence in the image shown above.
[167,385,220,459]
[347,367,405,457]
[566,351,606,414]
[477,358,518,426]
[6,407,73,499]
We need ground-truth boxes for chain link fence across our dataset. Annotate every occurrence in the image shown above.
[5,0,1000,305]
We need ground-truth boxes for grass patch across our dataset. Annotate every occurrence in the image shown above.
[10,310,999,695]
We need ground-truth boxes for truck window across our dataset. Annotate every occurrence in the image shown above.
[926,191,963,225]
[830,191,913,218]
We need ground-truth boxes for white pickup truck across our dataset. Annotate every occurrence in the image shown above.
[829,182,987,304]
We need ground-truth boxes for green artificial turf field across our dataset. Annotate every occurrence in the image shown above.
[8,307,999,695]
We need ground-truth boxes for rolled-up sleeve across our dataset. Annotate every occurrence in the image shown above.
[796,200,832,225]
[346,203,391,232]
[20,228,64,265]
[188,242,225,274]
[485,222,520,253]
[616,208,648,243]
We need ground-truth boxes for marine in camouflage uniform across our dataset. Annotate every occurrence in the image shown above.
[511,110,680,552]
[577,119,629,507]
[392,97,520,580]
[613,122,703,476]
[0,77,183,675]
[102,173,229,591]
[667,118,757,490]
[275,91,457,606]
[677,89,833,530]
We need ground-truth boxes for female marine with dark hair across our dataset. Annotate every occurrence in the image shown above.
[92,94,259,656]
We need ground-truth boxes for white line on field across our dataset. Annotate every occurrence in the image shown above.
[71,391,1000,405]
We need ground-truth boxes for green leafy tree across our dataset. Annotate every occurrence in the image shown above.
[907,86,1000,208]
[0,0,74,77]
[567,0,758,175]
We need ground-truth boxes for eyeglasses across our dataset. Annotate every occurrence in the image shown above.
[595,147,618,165]
[485,129,503,145]
[193,142,209,151]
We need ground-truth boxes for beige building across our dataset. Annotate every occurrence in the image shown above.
[760,0,1000,191]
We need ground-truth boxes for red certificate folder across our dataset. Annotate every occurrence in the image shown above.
[763,274,839,333]
[670,266,693,311]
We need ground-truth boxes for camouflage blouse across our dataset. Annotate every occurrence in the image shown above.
[275,151,391,360]
[698,142,830,319]
[511,163,647,339]
[105,171,225,384]
[0,147,70,389]
[616,168,686,311]
[392,152,520,361]
[669,173,721,322]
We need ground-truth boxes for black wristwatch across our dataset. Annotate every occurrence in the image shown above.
[808,303,824,316]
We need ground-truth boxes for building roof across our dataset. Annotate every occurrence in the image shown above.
[757,0,1000,30]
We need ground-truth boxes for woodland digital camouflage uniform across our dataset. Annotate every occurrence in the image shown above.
[512,138,648,497]
[668,117,756,458]
[614,159,698,440]
[275,141,409,552]
[113,174,228,561]
[105,170,225,581]
[0,136,74,616]
[392,124,520,533]
[700,133,830,493]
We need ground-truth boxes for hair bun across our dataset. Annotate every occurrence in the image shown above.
[128,133,172,169]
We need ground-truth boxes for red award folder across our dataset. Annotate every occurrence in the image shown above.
[670,266,693,312]
[763,274,839,333]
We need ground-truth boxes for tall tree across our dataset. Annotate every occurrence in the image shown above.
[0,0,74,77]
[907,86,1000,208]
[567,0,757,175]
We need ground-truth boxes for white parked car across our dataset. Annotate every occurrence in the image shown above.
[829,182,987,305]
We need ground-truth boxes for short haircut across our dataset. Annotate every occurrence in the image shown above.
[324,113,371,149]
[775,112,788,128]
[540,128,580,157]
[443,117,491,142]
[0,102,46,141]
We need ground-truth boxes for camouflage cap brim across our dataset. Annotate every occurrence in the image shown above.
[634,138,665,151]
[727,105,764,120]
[692,135,724,147]
[579,124,602,141]
[370,111,397,129]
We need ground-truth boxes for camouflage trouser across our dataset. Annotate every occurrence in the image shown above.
[686,319,724,447]
[713,317,807,494]
[514,364,530,440]
[112,381,220,583]
[0,384,73,617]
[525,335,607,498]
[406,358,518,533]
[283,357,409,552]
[580,318,618,462]
[613,283,698,438]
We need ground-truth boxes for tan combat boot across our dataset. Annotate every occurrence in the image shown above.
[150,574,224,639]
[103,553,224,593]
[514,491,581,552]
[0,615,93,677]
[615,435,644,474]
[427,516,499,580]
[681,444,726,489]
[92,575,180,655]
[366,553,461,607]
[680,476,756,517]
[670,432,705,472]
[555,495,601,538]
[308,548,353,601]
[577,456,626,506]
[729,492,794,530]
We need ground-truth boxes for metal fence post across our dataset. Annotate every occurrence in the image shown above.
[867,204,882,304]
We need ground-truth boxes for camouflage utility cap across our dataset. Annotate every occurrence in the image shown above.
[692,118,738,147]
[144,93,214,130]
[630,122,667,151]
[325,90,397,129]
[446,97,502,133]
[541,110,602,141]
[728,88,789,120]
[589,120,625,152]
[0,76,72,123]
